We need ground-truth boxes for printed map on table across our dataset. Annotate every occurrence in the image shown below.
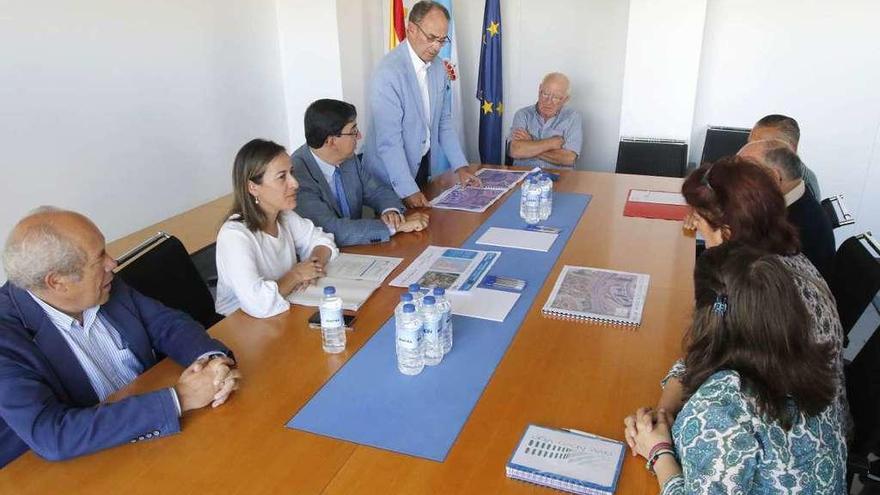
[542,266,650,325]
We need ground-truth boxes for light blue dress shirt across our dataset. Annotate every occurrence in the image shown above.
[27,292,183,413]
[510,104,583,169]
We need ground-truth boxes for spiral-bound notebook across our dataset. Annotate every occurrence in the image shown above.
[542,266,650,325]
[506,425,626,494]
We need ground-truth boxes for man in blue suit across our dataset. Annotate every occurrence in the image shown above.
[362,0,480,208]
[292,99,429,247]
[0,207,241,467]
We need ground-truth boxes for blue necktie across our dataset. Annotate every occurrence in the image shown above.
[333,168,352,218]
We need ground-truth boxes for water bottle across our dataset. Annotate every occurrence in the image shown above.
[520,176,541,225]
[539,173,553,220]
[421,296,443,366]
[320,286,346,354]
[433,287,453,355]
[408,283,425,310]
[395,303,424,375]
[395,292,414,318]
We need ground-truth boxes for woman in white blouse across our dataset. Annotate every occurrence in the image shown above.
[215,139,339,318]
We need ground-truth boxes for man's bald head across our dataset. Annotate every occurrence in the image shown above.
[738,139,804,184]
[541,72,571,96]
[749,114,800,151]
[3,207,103,290]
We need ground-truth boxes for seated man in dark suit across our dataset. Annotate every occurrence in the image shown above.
[292,98,429,247]
[0,207,242,467]
[738,140,836,279]
[748,114,821,200]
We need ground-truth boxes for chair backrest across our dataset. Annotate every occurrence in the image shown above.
[846,321,880,457]
[701,126,750,165]
[116,233,223,329]
[821,194,856,229]
[829,232,880,336]
[616,138,688,178]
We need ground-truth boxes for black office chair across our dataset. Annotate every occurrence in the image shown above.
[846,321,880,492]
[616,138,688,178]
[116,233,223,329]
[821,194,856,229]
[827,232,880,340]
[504,140,514,166]
[700,126,750,165]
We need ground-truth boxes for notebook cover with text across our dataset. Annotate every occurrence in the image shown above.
[506,424,626,494]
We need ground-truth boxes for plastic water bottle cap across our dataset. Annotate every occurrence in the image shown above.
[423,296,436,305]
[408,283,421,292]
[400,293,413,302]
[403,303,416,313]
[433,287,445,296]
[323,286,336,296]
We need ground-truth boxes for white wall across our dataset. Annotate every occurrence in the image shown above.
[336,0,631,171]
[619,0,707,141]
[0,0,290,280]
[336,0,385,152]
[689,0,880,241]
[276,0,344,149]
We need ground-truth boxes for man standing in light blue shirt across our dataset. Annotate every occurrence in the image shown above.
[362,0,480,208]
[292,99,429,247]
[509,72,583,169]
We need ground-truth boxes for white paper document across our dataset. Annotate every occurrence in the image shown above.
[287,253,401,311]
[476,227,558,252]
[287,277,379,312]
[628,190,687,205]
[389,246,500,292]
[325,253,402,283]
[447,288,520,322]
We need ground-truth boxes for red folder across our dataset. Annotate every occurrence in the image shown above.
[623,189,690,221]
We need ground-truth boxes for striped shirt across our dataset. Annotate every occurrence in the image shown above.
[28,293,145,401]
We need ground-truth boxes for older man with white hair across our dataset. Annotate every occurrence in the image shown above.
[509,72,583,168]
[0,207,241,466]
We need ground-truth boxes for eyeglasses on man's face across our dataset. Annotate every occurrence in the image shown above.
[337,124,360,138]
[539,91,566,104]
[413,22,450,46]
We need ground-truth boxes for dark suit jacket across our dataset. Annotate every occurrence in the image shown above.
[788,187,836,280]
[0,280,230,466]
[291,144,404,247]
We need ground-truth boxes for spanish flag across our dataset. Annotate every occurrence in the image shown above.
[388,0,406,51]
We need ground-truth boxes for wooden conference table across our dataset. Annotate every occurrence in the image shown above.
[0,167,695,494]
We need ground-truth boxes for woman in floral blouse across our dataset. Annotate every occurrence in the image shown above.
[624,243,846,494]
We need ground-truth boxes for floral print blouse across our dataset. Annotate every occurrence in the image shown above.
[661,370,846,494]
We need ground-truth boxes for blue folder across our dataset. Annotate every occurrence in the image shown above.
[287,190,591,461]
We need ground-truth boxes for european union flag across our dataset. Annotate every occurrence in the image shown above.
[476,0,503,165]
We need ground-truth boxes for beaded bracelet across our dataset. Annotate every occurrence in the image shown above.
[646,441,673,462]
[646,449,677,475]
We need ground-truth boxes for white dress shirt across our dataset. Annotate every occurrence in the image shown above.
[407,42,432,157]
[215,211,339,318]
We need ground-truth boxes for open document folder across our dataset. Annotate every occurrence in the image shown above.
[287,253,402,311]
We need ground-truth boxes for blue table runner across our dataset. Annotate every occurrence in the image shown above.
[287,190,591,461]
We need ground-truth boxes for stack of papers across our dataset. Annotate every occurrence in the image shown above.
[288,253,402,311]
[476,227,558,252]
